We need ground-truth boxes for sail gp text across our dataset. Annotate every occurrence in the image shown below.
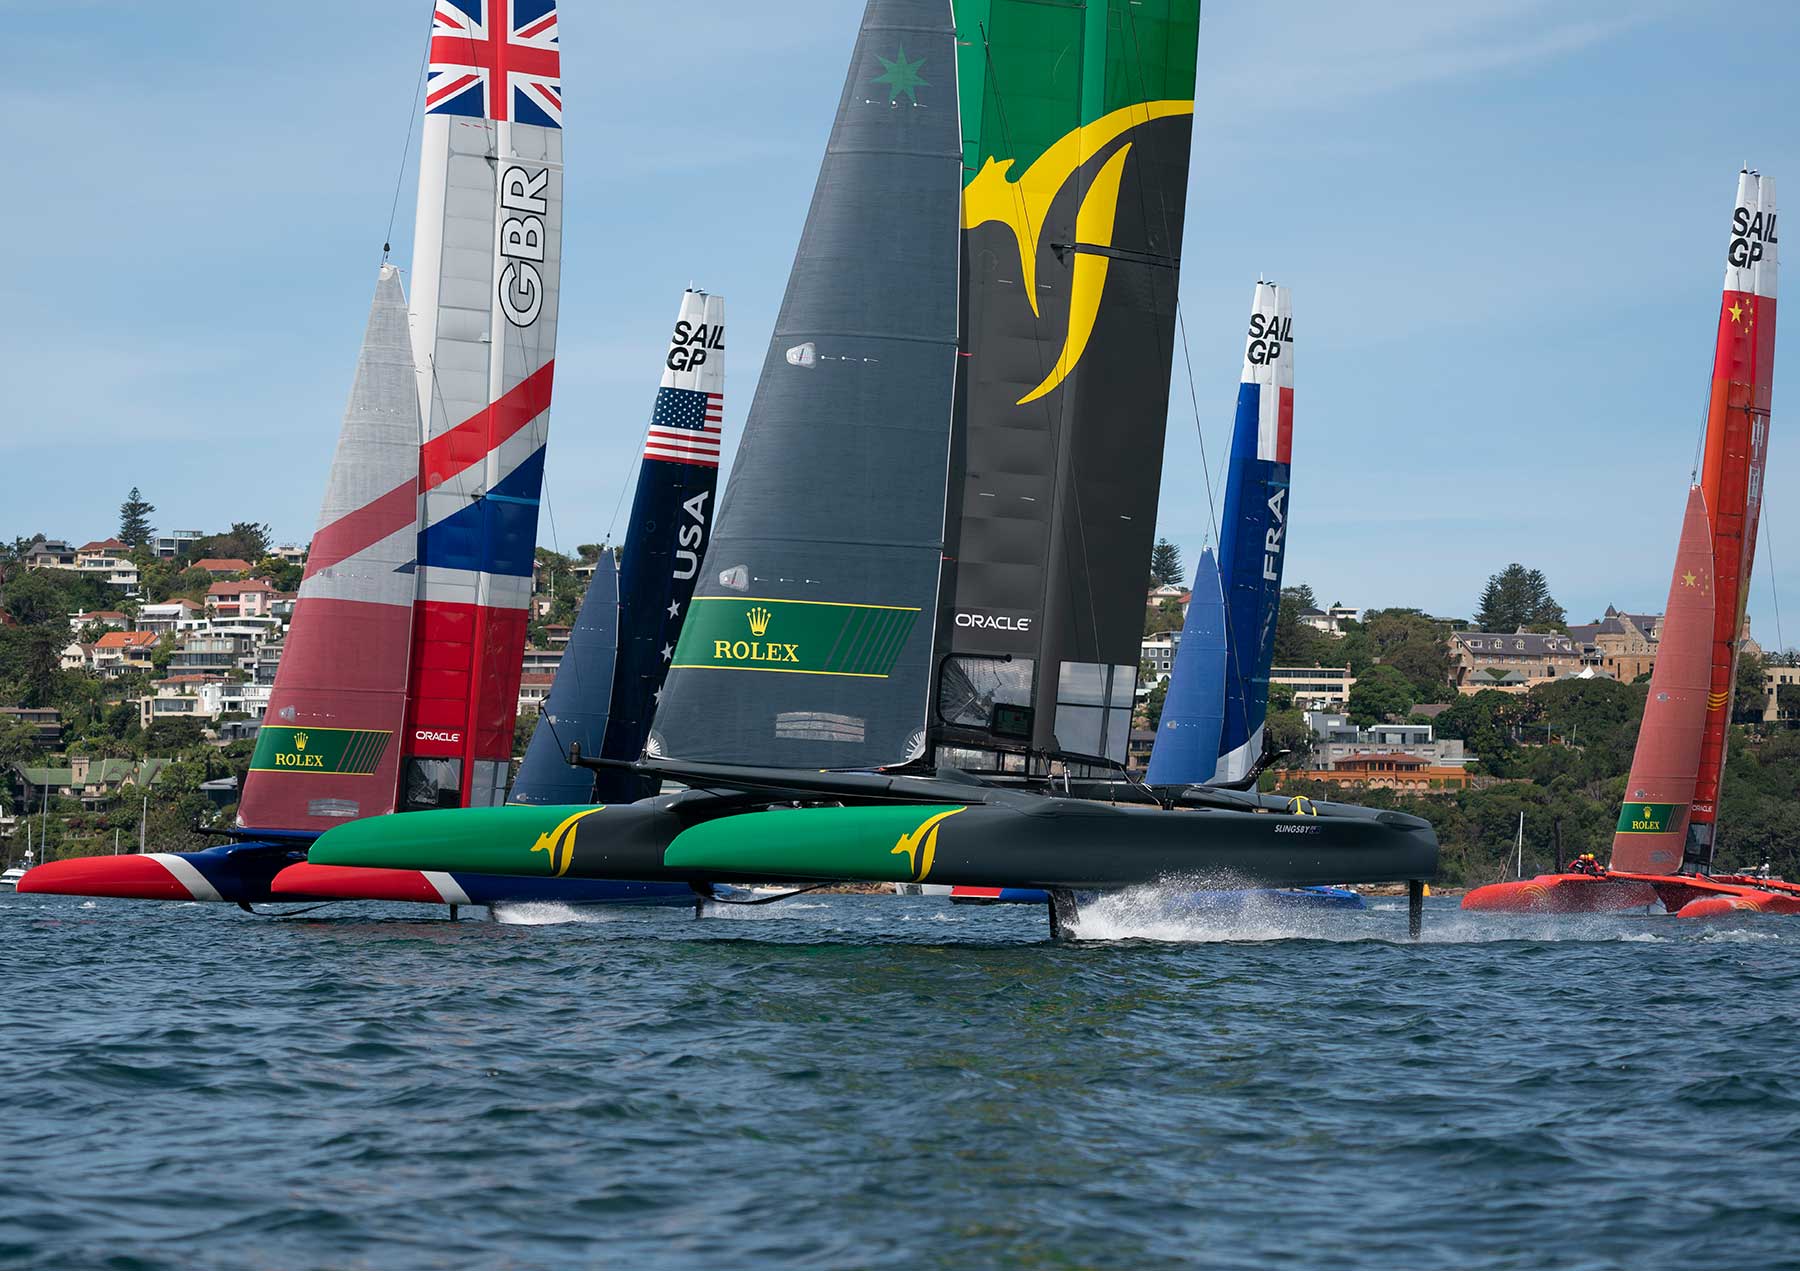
[497,164,551,326]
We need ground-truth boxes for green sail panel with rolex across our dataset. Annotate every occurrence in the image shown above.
[654,0,1200,771]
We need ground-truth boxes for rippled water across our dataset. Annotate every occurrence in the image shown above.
[5,890,1799,1270]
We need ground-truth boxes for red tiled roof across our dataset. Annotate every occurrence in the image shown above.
[194,558,251,573]
[78,538,128,553]
[520,673,555,686]
[95,630,160,650]
[206,580,276,596]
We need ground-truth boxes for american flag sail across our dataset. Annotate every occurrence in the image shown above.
[406,0,565,808]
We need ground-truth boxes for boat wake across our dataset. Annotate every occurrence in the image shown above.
[491,901,618,926]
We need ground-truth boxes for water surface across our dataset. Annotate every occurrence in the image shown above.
[4,891,1797,1269]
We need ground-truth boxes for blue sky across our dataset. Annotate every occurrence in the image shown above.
[4,1,1797,649]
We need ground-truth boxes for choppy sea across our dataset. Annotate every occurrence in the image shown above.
[4,890,1798,1270]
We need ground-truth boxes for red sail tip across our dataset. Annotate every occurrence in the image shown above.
[16,855,198,901]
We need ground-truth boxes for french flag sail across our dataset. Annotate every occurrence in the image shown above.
[405,0,564,809]
[1688,170,1778,869]
[1145,549,1227,787]
[1215,283,1295,784]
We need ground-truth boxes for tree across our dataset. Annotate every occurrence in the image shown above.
[118,488,156,548]
[1475,564,1566,632]
[2,569,62,627]
[1734,651,1768,723]
[1141,677,1170,730]
[1149,537,1184,587]
[1346,664,1414,727]
[1143,597,1185,636]
[1272,586,1332,666]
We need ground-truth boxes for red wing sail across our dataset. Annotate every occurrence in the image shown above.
[1691,170,1778,867]
[239,265,421,831]
[1609,487,1715,872]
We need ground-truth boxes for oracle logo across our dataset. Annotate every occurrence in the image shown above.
[414,730,462,744]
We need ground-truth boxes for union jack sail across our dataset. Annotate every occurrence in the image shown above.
[426,0,562,128]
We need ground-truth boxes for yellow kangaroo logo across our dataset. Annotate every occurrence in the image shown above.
[889,807,965,882]
[962,99,1194,404]
[528,807,606,877]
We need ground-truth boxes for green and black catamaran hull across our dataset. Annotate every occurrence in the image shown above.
[306,765,1438,894]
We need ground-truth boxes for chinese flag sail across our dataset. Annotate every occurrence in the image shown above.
[1689,170,1778,868]
[1609,487,1715,873]
[404,0,564,809]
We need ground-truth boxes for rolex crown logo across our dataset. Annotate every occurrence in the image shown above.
[747,606,772,637]
[294,732,309,751]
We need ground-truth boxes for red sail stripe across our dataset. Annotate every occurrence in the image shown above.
[419,360,556,490]
[1275,387,1294,465]
[303,479,419,578]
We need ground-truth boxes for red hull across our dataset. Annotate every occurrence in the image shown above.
[271,862,464,904]
[1463,870,1800,916]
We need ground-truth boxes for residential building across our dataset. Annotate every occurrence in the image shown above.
[1126,727,1157,773]
[1567,607,1660,683]
[13,757,171,810]
[542,623,573,649]
[1298,604,1362,637]
[221,679,273,719]
[1271,665,1355,709]
[0,707,63,748]
[90,629,161,677]
[169,632,256,677]
[153,529,204,559]
[72,540,140,591]
[1280,752,1472,794]
[193,557,252,577]
[136,599,205,634]
[255,641,284,686]
[139,675,227,726]
[1449,630,1582,693]
[206,579,278,619]
[521,646,564,676]
[22,537,77,569]
[60,641,94,671]
[67,609,129,633]
[1764,664,1800,725]
[1303,711,1470,769]
[272,544,308,566]
[518,672,555,715]
[1141,631,1182,679]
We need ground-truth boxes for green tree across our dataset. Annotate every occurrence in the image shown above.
[1141,677,1170,730]
[1149,537,1184,587]
[1265,707,1312,767]
[1271,586,1332,667]
[1734,650,1768,723]
[2,569,62,627]
[1475,564,1566,632]
[118,488,156,548]
[1143,597,1185,636]
[1346,664,1415,727]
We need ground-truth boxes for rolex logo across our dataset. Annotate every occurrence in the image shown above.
[747,606,771,637]
[294,732,309,751]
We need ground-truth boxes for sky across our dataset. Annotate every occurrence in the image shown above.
[4,1,1798,651]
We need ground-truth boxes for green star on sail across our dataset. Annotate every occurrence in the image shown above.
[872,46,928,104]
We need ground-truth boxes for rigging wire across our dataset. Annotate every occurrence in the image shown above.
[382,2,435,262]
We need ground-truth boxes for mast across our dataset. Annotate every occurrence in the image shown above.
[653,0,962,770]
[932,0,1201,771]
[404,0,564,809]
[1144,548,1226,786]
[1611,488,1716,874]
[239,265,421,832]
[1689,170,1778,870]
[598,291,726,800]
[1215,283,1295,782]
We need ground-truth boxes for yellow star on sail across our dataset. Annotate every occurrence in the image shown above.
[1682,570,1697,587]
[1729,301,1744,323]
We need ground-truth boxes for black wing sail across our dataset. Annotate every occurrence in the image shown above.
[650,0,962,769]
[933,0,1200,770]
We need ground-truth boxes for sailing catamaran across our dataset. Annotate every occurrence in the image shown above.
[308,0,1438,936]
[20,3,698,912]
[1462,169,1789,918]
